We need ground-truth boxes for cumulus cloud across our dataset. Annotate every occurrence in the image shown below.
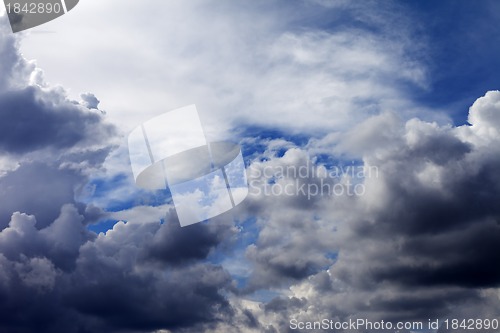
[66,220,234,332]
[0,18,114,156]
[0,206,235,333]
[80,92,100,110]
[236,91,500,332]
[0,86,113,154]
[0,12,116,226]
[0,17,237,331]
[2,2,500,333]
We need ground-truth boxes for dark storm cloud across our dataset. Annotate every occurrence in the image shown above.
[252,92,500,331]
[0,30,235,324]
[143,215,230,266]
[0,85,115,230]
[0,203,236,333]
[0,16,114,156]
[0,210,234,333]
[67,261,232,332]
[0,162,83,229]
[0,15,237,333]
[0,86,114,154]
[0,205,91,272]
[0,11,115,228]
[371,221,500,288]
[68,257,230,331]
[3,1,500,331]
[337,112,500,291]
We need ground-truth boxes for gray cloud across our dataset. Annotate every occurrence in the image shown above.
[80,92,100,110]
[0,22,237,327]
[0,208,235,333]
[243,91,500,332]
[2,3,500,333]
[0,12,116,231]
[66,221,234,332]
[0,86,114,154]
[0,163,85,229]
[142,213,232,266]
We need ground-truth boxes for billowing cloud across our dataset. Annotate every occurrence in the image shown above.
[237,91,500,332]
[0,14,239,331]
[0,16,115,230]
[0,86,113,154]
[0,207,235,333]
[2,2,500,333]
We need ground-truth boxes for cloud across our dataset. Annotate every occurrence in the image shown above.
[0,12,116,229]
[237,91,500,331]
[0,22,237,329]
[66,221,234,332]
[0,162,88,229]
[18,0,441,136]
[143,217,231,266]
[80,92,101,110]
[0,86,113,154]
[2,3,500,333]
[0,207,235,332]
[463,90,500,143]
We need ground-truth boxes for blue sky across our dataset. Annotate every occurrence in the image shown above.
[403,0,500,123]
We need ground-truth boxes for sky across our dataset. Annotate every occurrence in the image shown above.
[1,1,500,332]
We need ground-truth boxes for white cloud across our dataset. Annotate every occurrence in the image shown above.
[459,90,500,145]
[18,0,435,137]
[3,2,500,332]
